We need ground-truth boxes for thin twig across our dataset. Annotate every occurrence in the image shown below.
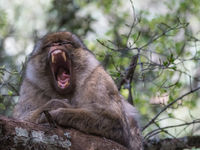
[43,110,57,128]
[118,54,139,91]
[142,86,200,131]
[144,119,200,139]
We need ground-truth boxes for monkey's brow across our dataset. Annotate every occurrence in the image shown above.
[43,41,74,49]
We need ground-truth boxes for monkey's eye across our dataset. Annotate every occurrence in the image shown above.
[61,41,74,46]
[43,41,74,49]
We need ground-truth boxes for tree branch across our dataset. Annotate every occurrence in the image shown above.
[0,116,127,150]
[142,86,200,131]
[118,54,139,91]
[144,136,200,150]
[144,119,200,139]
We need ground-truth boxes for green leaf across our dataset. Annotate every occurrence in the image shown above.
[0,103,5,110]
[171,66,177,70]
[175,82,182,88]
[8,90,13,96]
[163,61,168,66]
[0,65,5,69]
[167,53,175,63]
[168,113,174,118]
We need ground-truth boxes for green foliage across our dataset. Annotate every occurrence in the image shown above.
[0,9,7,30]
[47,0,95,36]
[0,103,6,110]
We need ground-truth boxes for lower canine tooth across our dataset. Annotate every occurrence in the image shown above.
[64,80,69,86]
[58,80,69,88]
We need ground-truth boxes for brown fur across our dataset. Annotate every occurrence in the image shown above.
[13,31,143,150]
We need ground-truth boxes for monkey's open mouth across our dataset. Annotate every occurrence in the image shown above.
[50,50,71,89]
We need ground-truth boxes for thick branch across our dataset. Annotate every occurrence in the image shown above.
[144,136,200,150]
[0,116,127,150]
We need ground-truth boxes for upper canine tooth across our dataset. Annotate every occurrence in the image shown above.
[62,52,66,62]
[52,55,55,63]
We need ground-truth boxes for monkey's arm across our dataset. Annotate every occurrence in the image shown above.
[38,105,129,146]
[23,99,71,123]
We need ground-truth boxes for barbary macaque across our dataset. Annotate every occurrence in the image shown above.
[13,31,143,150]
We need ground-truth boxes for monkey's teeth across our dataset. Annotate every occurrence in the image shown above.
[58,80,69,89]
[62,52,67,62]
[64,80,69,86]
[52,55,55,63]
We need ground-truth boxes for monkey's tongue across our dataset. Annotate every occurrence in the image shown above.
[57,68,70,88]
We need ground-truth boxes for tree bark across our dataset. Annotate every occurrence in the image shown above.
[144,136,200,150]
[1,115,200,150]
[0,116,127,150]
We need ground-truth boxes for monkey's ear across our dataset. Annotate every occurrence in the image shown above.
[29,39,43,57]
[71,34,87,50]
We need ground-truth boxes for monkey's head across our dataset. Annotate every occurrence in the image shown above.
[25,31,98,97]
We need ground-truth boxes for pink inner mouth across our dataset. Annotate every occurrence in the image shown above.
[57,68,70,89]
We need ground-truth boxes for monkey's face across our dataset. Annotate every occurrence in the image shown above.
[26,32,84,96]
[26,31,98,97]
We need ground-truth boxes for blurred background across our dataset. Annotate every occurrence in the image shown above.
[0,0,200,148]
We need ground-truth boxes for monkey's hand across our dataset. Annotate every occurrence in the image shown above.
[27,99,72,123]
